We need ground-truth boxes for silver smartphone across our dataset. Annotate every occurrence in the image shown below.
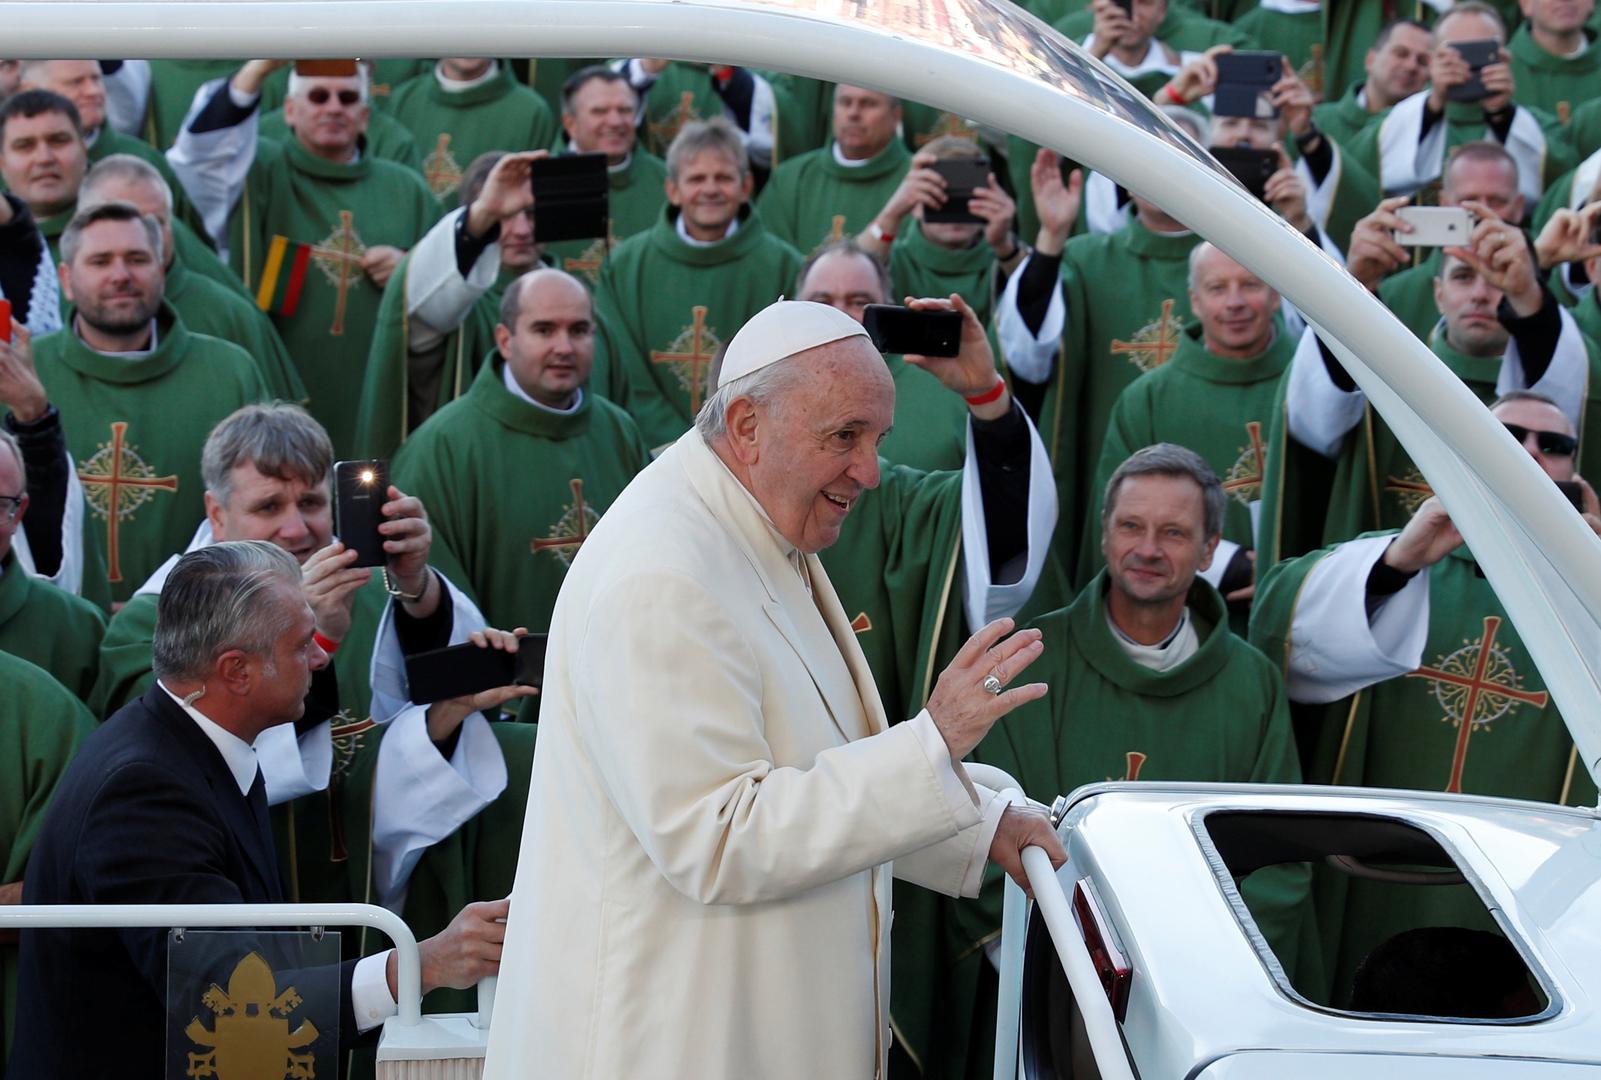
[1394,206,1475,247]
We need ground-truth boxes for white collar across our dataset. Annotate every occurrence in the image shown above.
[675,212,739,247]
[160,680,259,796]
[699,433,812,592]
[1106,604,1199,672]
[1083,35,1186,79]
[501,362,583,413]
[434,59,500,92]
[831,141,876,168]
[1258,0,1321,13]
[607,150,633,175]
[75,315,158,358]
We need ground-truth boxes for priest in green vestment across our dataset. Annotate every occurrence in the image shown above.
[29,203,270,609]
[594,117,802,449]
[167,59,442,457]
[1311,17,1435,154]
[1506,0,1601,121]
[1234,0,1396,102]
[393,268,650,638]
[757,85,912,253]
[1250,395,1601,1001]
[617,58,777,171]
[541,66,669,287]
[0,652,94,1062]
[388,60,559,201]
[920,445,1311,1076]
[1087,244,1294,629]
[258,102,425,173]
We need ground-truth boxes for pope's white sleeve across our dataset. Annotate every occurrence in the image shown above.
[1500,304,1587,430]
[1377,91,1442,196]
[368,570,486,725]
[1286,325,1366,458]
[370,709,508,911]
[575,572,994,905]
[166,77,259,263]
[257,720,334,806]
[1284,535,1431,704]
[405,206,501,354]
[959,410,1057,629]
[996,252,1064,385]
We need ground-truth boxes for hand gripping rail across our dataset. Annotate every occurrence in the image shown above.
[0,902,424,1024]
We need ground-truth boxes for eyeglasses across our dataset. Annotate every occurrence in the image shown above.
[0,493,21,522]
[1504,422,1578,457]
[306,87,362,107]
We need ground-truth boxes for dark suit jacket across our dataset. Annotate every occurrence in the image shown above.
[6,686,361,1079]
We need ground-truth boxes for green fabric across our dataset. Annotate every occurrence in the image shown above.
[229,135,441,457]
[1566,95,1601,160]
[1352,98,1578,197]
[172,217,250,299]
[911,574,1309,1074]
[594,206,802,448]
[86,123,212,245]
[1250,539,1597,1002]
[391,355,650,634]
[888,216,999,327]
[635,62,726,158]
[388,65,559,200]
[899,103,984,153]
[513,58,605,116]
[765,72,833,161]
[0,552,105,703]
[1035,218,1200,582]
[1084,322,1294,595]
[0,652,94,1061]
[543,149,670,287]
[757,139,912,252]
[28,304,269,608]
[142,60,241,148]
[877,352,969,473]
[1531,161,1581,234]
[165,257,307,402]
[1234,8,1326,96]
[258,108,425,173]
[1312,84,1386,157]
[1317,134,1384,259]
[1507,25,1601,122]
[1576,285,1601,342]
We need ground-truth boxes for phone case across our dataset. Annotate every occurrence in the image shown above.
[405,642,518,705]
[531,152,611,243]
[333,459,389,568]
[1394,207,1474,247]
[862,305,963,358]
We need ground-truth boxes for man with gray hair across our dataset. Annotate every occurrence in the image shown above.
[595,116,802,448]
[12,540,515,1080]
[27,200,269,608]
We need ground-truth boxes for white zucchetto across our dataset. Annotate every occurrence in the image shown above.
[716,300,871,388]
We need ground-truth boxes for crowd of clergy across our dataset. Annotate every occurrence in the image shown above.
[4,0,1601,1068]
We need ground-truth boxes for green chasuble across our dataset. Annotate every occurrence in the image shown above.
[1234,2,1391,103]
[1250,540,1597,1002]
[259,109,425,174]
[878,353,969,473]
[86,124,212,246]
[1312,84,1387,169]
[143,60,241,148]
[1575,282,1601,342]
[1351,98,1578,199]
[1377,248,1445,341]
[1052,3,1249,51]
[229,136,441,457]
[165,257,307,402]
[594,206,802,448]
[28,304,269,608]
[756,139,912,253]
[388,65,559,201]
[0,653,94,1061]
[888,217,1000,327]
[1084,323,1294,598]
[907,575,1309,1075]
[172,217,250,299]
[512,57,605,116]
[1035,219,1199,582]
[0,551,106,703]
[765,72,833,162]
[635,62,727,158]
[1566,96,1601,161]
[1507,25,1601,123]
[391,356,650,634]
[543,149,670,287]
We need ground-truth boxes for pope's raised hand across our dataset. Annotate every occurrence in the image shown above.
[926,617,1047,761]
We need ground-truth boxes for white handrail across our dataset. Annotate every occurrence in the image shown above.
[993,846,1030,1080]
[1021,846,1137,1080]
[0,902,423,1024]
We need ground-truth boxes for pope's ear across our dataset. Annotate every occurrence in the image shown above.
[723,396,762,464]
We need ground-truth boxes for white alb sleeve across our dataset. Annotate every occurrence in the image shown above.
[996,252,1064,385]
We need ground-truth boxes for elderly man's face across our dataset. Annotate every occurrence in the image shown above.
[832,86,900,161]
[564,77,638,165]
[666,147,750,234]
[1101,472,1218,608]
[1435,255,1509,357]
[207,465,334,565]
[25,61,107,131]
[495,272,595,408]
[799,250,888,325]
[1189,246,1279,358]
[61,217,164,336]
[0,108,86,218]
[0,442,26,564]
[1492,397,1578,482]
[748,339,893,553]
[283,75,369,161]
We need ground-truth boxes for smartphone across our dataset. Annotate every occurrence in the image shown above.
[404,635,548,705]
[1556,480,1586,513]
[1109,0,1133,14]
[530,152,610,243]
[925,157,990,225]
[1394,205,1475,247]
[332,459,389,568]
[0,299,10,343]
[862,304,963,357]
[1211,146,1278,201]
[1447,39,1500,103]
[1213,51,1281,119]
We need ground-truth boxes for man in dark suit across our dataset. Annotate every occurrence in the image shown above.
[7,541,506,1079]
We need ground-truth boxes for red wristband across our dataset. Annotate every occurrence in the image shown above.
[1164,83,1186,106]
[964,378,1008,407]
[313,631,341,655]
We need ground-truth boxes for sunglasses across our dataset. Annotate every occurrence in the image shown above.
[306,87,362,107]
[1504,422,1577,457]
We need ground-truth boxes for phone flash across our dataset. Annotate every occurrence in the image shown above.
[360,470,375,484]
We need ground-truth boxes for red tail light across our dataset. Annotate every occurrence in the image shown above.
[1073,879,1131,1022]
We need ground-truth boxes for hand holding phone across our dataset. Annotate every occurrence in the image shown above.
[1393,205,1475,247]
[1445,39,1500,103]
[924,158,991,225]
[1213,50,1281,118]
[862,304,963,357]
[333,459,389,568]
[529,152,610,243]
[405,632,549,705]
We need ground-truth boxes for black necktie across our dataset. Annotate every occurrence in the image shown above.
[245,767,279,891]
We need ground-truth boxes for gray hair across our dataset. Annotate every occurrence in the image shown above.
[667,116,749,180]
[287,65,370,103]
[59,200,163,266]
[152,540,304,682]
[1437,0,1507,42]
[202,402,333,508]
[81,153,174,214]
[795,237,892,304]
[1102,443,1226,540]
[695,356,808,442]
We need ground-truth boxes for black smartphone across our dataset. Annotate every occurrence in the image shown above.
[925,158,991,225]
[530,152,610,243]
[332,459,388,568]
[1213,51,1281,118]
[1556,480,1586,512]
[404,635,549,705]
[1447,39,1500,103]
[1109,0,1132,14]
[862,304,963,357]
[1212,146,1278,201]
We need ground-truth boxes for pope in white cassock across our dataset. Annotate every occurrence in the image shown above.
[484,300,1066,1078]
